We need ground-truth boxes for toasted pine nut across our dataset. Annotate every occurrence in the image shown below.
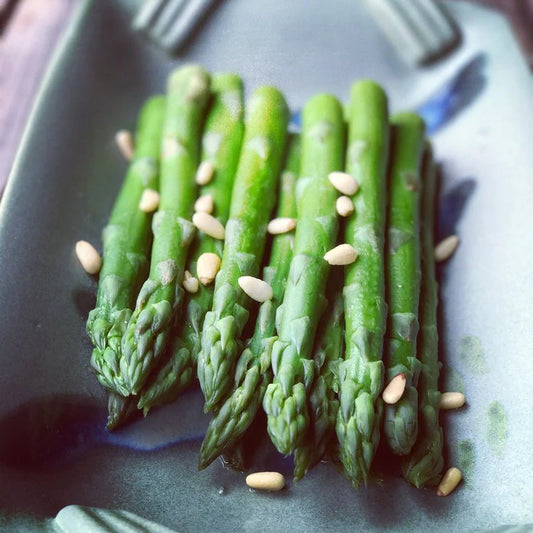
[115,130,134,161]
[267,217,296,235]
[195,161,215,185]
[336,195,354,217]
[139,189,160,212]
[194,194,214,214]
[434,235,460,263]
[75,240,102,275]
[238,276,273,302]
[328,171,359,195]
[246,471,285,491]
[440,392,466,410]
[192,212,225,240]
[197,253,221,285]
[324,244,358,265]
[182,272,199,293]
[437,467,462,496]
[382,373,406,404]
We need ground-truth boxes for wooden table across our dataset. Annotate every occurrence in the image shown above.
[0,0,531,195]
[0,0,75,192]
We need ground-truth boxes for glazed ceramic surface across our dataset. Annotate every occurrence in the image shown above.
[0,1,532,531]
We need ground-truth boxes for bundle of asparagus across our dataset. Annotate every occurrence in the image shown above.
[79,64,464,496]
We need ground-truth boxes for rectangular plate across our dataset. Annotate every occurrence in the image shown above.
[0,1,532,530]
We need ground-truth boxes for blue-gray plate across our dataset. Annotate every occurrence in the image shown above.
[0,1,532,531]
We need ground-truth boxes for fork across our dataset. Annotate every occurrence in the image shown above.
[360,0,461,66]
[133,0,218,53]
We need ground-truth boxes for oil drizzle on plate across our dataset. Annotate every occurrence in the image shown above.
[484,400,507,457]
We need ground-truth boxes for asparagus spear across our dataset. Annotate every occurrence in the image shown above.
[137,73,245,413]
[335,81,389,486]
[199,135,300,469]
[119,65,211,395]
[403,143,444,486]
[293,284,343,482]
[197,86,289,412]
[263,94,345,455]
[106,392,138,430]
[87,96,165,396]
[383,112,426,455]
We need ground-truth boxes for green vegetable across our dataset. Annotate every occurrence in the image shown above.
[87,96,165,396]
[138,73,245,413]
[403,143,444,486]
[119,65,211,395]
[199,135,300,469]
[263,94,345,455]
[335,81,389,486]
[383,112,426,455]
[293,282,343,482]
[106,392,137,430]
[197,86,289,412]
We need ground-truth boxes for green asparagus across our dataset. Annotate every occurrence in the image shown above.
[137,73,245,413]
[263,94,345,455]
[106,392,138,430]
[293,283,343,482]
[197,86,289,412]
[87,96,165,396]
[383,112,426,455]
[119,65,211,395]
[199,135,300,469]
[335,81,389,486]
[403,143,444,486]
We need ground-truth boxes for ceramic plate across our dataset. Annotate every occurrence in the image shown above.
[0,1,532,531]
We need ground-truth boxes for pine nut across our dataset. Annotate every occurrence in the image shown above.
[197,253,221,285]
[75,240,102,275]
[440,392,466,410]
[238,276,273,302]
[192,212,225,240]
[434,235,460,263]
[328,171,359,195]
[115,130,134,161]
[382,373,406,404]
[139,189,160,212]
[182,270,199,293]
[246,471,285,491]
[336,195,354,217]
[194,194,214,214]
[324,244,358,265]
[437,467,462,496]
[267,217,296,235]
[195,161,215,185]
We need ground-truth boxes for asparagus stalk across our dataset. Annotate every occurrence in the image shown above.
[119,65,211,395]
[293,283,343,482]
[383,112,426,455]
[199,135,300,469]
[106,392,138,430]
[197,86,289,412]
[137,73,245,413]
[263,94,345,455]
[403,143,444,486]
[87,96,165,396]
[335,81,389,486]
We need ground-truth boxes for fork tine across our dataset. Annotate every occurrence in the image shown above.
[132,0,167,31]
[396,0,446,55]
[149,0,188,40]
[414,0,458,45]
[361,0,459,65]
[159,0,217,52]
[360,0,429,65]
